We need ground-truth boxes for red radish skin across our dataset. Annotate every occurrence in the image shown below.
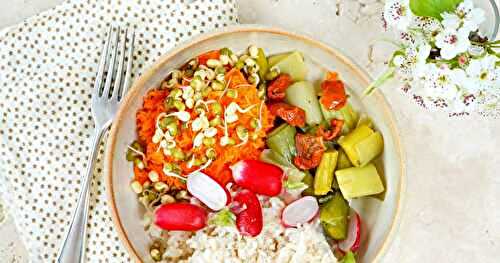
[230,160,284,197]
[231,190,263,237]
[154,203,207,231]
[281,196,319,227]
[187,172,228,211]
[338,209,361,253]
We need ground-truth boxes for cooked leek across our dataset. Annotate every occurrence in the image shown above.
[268,52,291,67]
[355,132,384,167]
[320,103,359,134]
[356,114,373,128]
[272,51,308,81]
[266,124,297,165]
[335,163,385,199]
[260,149,290,167]
[338,125,383,167]
[260,149,306,185]
[302,171,314,196]
[337,149,353,170]
[320,192,349,240]
[314,151,338,195]
[285,81,323,125]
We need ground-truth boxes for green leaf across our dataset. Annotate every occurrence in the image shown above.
[340,251,356,263]
[409,0,463,20]
[208,209,235,227]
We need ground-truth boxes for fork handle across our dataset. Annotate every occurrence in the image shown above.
[57,126,108,263]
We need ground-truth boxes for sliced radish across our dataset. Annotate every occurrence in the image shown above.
[281,196,319,227]
[154,203,207,231]
[338,209,361,253]
[187,172,228,211]
[230,160,284,196]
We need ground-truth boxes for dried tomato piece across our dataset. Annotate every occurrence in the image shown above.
[320,79,347,111]
[267,74,293,100]
[268,102,306,127]
[293,134,326,170]
[330,119,344,138]
[316,119,344,141]
[197,50,221,66]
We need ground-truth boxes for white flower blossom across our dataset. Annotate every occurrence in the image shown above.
[420,64,460,101]
[441,12,461,30]
[465,55,500,92]
[394,41,431,79]
[435,27,471,59]
[412,16,443,39]
[455,0,486,32]
[384,0,414,31]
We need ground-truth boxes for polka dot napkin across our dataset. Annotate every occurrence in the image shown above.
[0,0,238,261]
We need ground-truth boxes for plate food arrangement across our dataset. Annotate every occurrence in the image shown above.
[123,44,386,263]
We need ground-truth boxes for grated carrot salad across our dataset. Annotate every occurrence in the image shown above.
[134,68,274,189]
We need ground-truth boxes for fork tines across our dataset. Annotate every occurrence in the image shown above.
[94,26,135,101]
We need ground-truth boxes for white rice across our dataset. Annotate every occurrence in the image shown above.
[161,197,337,263]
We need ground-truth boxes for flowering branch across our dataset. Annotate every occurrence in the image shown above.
[367,0,500,114]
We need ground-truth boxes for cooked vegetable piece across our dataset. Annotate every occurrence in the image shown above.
[272,51,308,81]
[355,132,384,166]
[293,133,326,170]
[356,114,373,128]
[335,164,385,199]
[268,102,306,127]
[286,81,323,125]
[286,167,307,183]
[321,103,359,134]
[320,192,349,240]
[267,124,297,165]
[256,48,269,79]
[301,171,314,196]
[314,151,339,195]
[267,74,293,101]
[260,149,291,167]
[268,52,292,67]
[338,125,383,167]
[337,149,353,170]
[340,251,357,263]
[260,150,306,184]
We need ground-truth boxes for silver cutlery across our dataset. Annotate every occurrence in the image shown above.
[57,25,135,263]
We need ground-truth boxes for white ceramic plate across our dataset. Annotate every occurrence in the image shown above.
[105,25,406,263]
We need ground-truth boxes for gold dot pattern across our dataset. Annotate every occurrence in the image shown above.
[0,0,238,261]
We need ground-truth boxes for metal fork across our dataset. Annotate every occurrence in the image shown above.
[57,26,135,263]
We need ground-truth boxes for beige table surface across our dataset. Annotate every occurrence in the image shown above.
[1,0,499,262]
